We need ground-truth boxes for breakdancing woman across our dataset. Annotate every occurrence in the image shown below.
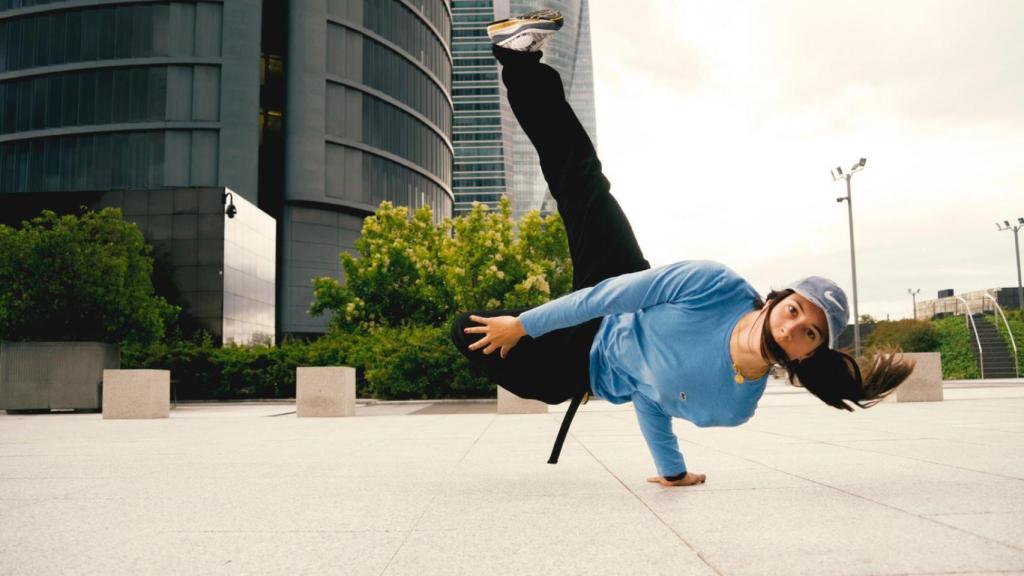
[450,10,914,487]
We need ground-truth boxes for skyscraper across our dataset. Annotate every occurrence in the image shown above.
[450,0,513,215]
[450,0,597,220]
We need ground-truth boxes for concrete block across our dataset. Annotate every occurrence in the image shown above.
[886,352,943,402]
[102,370,170,419]
[296,367,355,417]
[497,387,548,414]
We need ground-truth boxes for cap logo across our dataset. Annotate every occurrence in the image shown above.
[824,291,845,311]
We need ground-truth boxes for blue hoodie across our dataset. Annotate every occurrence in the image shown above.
[517,260,769,477]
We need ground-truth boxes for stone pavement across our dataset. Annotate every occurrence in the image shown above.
[2,380,1024,576]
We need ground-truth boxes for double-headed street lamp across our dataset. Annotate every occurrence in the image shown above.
[908,288,920,320]
[831,158,867,358]
[996,218,1024,310]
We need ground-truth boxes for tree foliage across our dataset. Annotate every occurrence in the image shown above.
[864,319,940,353]
[310,197,572,332]
[0,208,178,345]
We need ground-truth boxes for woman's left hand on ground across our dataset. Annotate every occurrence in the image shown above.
[464,315,526,359]
[646,472,707,487]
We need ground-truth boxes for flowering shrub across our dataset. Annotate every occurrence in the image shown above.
[310,196,572,331]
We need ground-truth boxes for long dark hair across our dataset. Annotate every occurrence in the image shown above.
[751,289,915,411]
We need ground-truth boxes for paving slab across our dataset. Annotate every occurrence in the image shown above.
[2,384,1023,575]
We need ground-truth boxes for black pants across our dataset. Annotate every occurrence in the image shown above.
[450,46,651,405]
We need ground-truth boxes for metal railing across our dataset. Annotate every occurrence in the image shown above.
[983,293,1020,378]
[955,296,984,379]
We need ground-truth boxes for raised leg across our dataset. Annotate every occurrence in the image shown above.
[495,45,650,289]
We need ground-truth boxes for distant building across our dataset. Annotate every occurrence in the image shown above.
[449,0,598,220]
[451,0,513,214]
[916,287,1020,319]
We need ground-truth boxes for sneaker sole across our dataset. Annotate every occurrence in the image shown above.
[488,20,561,45]
[487,10,564,42]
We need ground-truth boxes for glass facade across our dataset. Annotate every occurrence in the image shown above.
[0,2,232,195]
[328,0,451,91]
[451,0,511,215]
[91,187,275,346]
[281,0,453,336]
[0,131,167,193]
[223,191,276,345]
[0,4,174,72]
[319,3,453,215]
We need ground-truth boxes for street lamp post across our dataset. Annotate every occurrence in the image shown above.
[908,288,920,320]
[831,158,867,358]
[996,218,1024,310]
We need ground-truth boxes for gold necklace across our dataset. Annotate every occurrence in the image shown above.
[731,313,766,384]
[730,321,746,383]
[732,362,746,384]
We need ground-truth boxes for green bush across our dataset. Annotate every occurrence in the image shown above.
[0,208,178,346]
[864,319,940,353]
[932,316,981,379]
[357,324,492,400]
[121,331,222,399]
[121,324,491,401]
[310,198,571,332]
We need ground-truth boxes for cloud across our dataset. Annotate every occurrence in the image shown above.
[587,1,1024,321]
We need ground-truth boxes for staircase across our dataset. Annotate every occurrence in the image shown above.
[968,314,1018,378]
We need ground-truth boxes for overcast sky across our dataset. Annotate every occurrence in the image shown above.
[586,0,1023,320]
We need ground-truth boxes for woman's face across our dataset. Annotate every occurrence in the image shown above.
[767,292,829,361]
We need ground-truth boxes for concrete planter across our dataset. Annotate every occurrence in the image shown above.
[884,352,943,402]
[0,342,120,413]
[296,367,356,417]
[102,370,170,419]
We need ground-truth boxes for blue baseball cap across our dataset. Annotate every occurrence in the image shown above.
[784,276,850,349]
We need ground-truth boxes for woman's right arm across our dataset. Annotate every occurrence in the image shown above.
[633,393,707,487]
[632,392,687,477]
[516,260,735,338]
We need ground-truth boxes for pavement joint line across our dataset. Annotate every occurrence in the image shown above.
[934,395,1024,402]
[376,414,498,576]
[881,571,1024,576]
[925,511,1013,517]
[679,436,1024,554]
[753,429,1024,483]
[556,413,729,576]
[162,529,412,534]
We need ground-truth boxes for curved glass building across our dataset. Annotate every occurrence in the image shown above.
[0,1,260,197]
[284,0,454,335]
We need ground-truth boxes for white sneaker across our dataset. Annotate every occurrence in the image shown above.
[487,9,564,52]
